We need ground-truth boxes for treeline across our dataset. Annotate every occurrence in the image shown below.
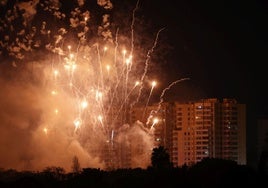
[0,158,266,188]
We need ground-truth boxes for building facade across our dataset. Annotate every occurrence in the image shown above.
[131,98,247,167]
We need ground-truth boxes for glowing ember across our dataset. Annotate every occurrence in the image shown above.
[0,0,189,172]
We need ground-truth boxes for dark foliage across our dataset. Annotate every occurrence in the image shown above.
[151,146,173,170]
[0,157,265,188]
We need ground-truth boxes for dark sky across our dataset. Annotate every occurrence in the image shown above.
[141,0,268,118]
[139,0,268,165]
[1,0,267,117]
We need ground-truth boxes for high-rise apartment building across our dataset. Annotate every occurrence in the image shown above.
[130,98,246,167]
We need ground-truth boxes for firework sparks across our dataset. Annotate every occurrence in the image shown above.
[0,0,189,172]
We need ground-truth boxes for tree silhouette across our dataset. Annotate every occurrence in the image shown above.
[151,146,172,169]
[42,166,65,180]
[72,156,81,173]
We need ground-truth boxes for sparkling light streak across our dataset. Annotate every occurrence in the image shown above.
[0,0,190,172]
[43,20,168,171]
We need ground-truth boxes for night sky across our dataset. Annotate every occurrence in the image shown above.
[142,0,268,165]
[0,0,267,169]
[143,0,268,116]
[1,0,267,115]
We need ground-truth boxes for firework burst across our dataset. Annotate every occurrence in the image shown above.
[0,0,188,171]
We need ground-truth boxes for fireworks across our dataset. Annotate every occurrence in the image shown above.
[0,0,188,171]
[44,36,160,169]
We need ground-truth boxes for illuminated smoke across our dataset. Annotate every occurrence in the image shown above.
[0,0,187,172]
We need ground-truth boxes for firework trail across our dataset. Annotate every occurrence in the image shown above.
[0,0,189,171]
[131,0,140,55]
[42,1,159,170]
[143,78,189,129]
[143,80,157,119]
[157,78,190,112]
[131,27,165,109]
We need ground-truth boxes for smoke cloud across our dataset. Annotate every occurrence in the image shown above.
[0,61,154,172]
[0,0,166,172]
